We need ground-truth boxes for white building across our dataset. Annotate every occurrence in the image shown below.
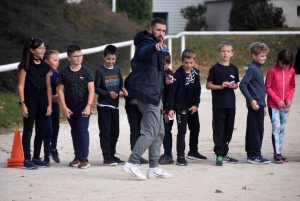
[152,0,204,34]
[204,0,300,31]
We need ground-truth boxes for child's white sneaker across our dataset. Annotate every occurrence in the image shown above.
[122,162,147,180]
[147,167,173,179]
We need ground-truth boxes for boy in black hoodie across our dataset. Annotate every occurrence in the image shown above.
[168,49,207,166]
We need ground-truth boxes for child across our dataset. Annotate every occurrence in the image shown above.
[294,46,300,74]
[240,42,270,164]
[58,44,95,169]
[168,49,207,166]
[124,72,149,165]
[18,37,52,169]
[95,45,128,166]
[159,51,175,165]
[265,49,295,164]
[43,50,60,165]
[206,41,240,166]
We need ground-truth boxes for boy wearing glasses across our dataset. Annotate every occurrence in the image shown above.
[94,45,128,166]
[58,44,95,169]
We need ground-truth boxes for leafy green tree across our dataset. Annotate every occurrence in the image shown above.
[181,4,207,31]
[101,0,152,25]
[229,0,286,31]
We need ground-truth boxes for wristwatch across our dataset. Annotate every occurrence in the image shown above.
[19,101,25,105]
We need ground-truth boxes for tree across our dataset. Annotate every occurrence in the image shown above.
[229,0,286,31]
[101,0,152,26]
[181,4,207,31]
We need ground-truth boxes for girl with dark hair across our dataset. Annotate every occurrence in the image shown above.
[265,48,296,164]
[18,37,52,169]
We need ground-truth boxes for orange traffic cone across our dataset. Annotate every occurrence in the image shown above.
[7,130,24,168]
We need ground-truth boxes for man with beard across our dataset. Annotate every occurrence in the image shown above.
[122,18,173,180]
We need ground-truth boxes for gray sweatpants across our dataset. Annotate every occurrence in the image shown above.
[128,99,165,168]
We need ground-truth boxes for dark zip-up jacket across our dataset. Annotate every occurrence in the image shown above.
[167,66,201,110]
[240,60,266,107]
[128,30,164,106]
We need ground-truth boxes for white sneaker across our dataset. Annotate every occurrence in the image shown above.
[122,162,147,180]
[147,167,173,179]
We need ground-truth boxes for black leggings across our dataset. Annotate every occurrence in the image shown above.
[22,90,48,160]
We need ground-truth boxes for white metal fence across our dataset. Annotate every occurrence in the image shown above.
[1,31,300,72]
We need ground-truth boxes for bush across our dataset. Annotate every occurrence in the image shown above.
[101,0,152,26]
[181,4,207,31]
[229,0,286,31]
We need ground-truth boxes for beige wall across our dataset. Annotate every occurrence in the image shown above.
[271,0,300,28]
[205,0,232,31]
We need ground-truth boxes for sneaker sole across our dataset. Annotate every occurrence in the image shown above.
[147,174,174,179]
[103,163,118,166]
[21,166,38,170]
[121,167,147,180]
[223,160,238,164]
[273,160,283,164]
[176,162,188,166]
[247,160,270,164]
[186,156,206,161]
[216,163,223,166]
[78,164,91,169]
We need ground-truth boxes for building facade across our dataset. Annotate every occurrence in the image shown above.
[204,0,299,31]
[152,0,204,34]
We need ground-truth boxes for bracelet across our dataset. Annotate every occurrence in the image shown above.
[87,103,92,107]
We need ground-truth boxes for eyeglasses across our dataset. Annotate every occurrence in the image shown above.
[71,55,83,59]
[37,47,46,50]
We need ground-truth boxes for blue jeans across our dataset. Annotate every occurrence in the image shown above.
[68,103,90,158]
[163,120,174,156]
[43,103,60,158]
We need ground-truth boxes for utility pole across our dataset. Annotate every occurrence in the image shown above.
[112,0,116,12]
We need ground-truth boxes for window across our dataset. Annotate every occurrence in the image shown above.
[298,6,300,16]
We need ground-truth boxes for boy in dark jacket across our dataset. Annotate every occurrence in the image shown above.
[239,42,270,164]
[168,49,207,166]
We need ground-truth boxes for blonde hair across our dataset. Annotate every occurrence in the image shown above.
[44,50,59,60]
[218,41,233,51]
[249,42,269,56]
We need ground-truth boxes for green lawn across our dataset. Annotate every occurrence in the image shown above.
[170,34,300,78]
[0,92,22,128]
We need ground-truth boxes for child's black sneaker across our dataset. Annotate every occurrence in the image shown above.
[43,156,50,167]
[159,154,174,165]
[103,157,117,166]
[223,154,238,163]
[140,157,149,164]
[186,151,207,160]
[32,158,50,167]
[176,156,188,166]
[21,160,38,170]
[273,154,283,164]
[51,149,60,163]
[69,156,80,167]
[280,154,289,162]
[216,156,223,166]
[78,158,90,169]
[113,156,125,165]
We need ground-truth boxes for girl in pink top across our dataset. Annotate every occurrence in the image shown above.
[265,49,295,164]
